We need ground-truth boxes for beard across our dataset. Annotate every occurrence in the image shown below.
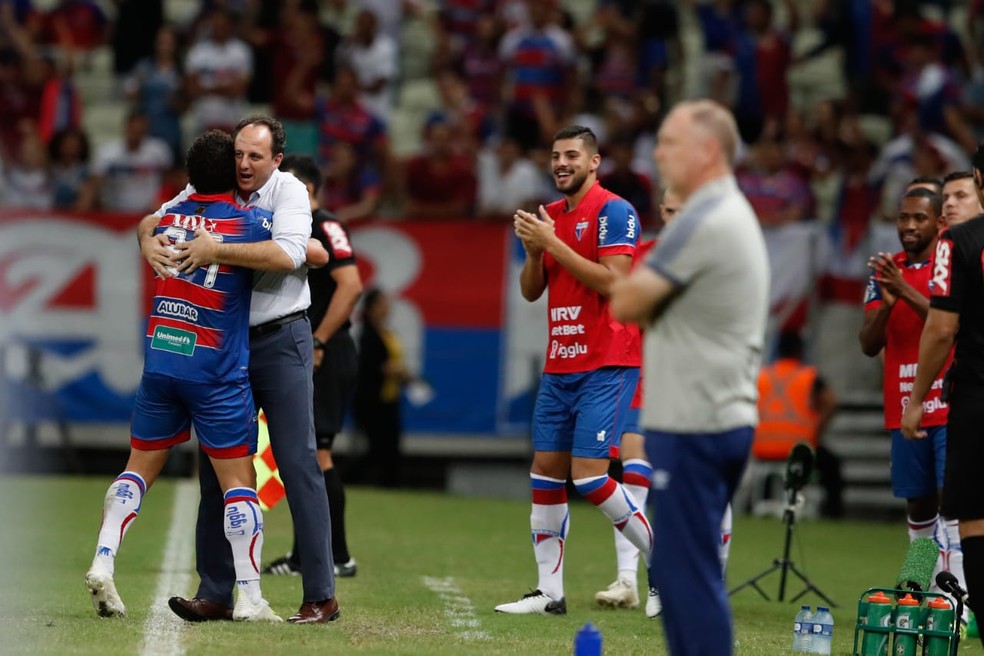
[554,168,589,195]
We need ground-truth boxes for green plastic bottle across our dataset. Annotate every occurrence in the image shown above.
[893,594,920,656]
[861,591,892,656]
[925,597,954,656]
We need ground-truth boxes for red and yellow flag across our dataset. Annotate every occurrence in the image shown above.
[253,409,286,510]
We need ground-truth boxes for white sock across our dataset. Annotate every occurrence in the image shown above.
[613,459,652,585]
[224,487,264,604]
[530,474,569,601]
[720,503,733,575]
[94,472,146,574]
[575,475,653,567]
[943,518,969,620]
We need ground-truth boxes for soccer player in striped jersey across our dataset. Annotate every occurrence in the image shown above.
[84,130,281,622]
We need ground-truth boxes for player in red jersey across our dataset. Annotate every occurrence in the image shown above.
[495,125,650,615]
[859,186,962,599]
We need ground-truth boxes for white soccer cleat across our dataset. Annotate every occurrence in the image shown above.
[85,564,126,618]
[595,578,640,609]
[646,586,662,618]
[233,596,284,622]
[494,590,567,615]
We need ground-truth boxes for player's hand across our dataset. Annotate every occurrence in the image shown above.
[172,228,219,273]
[900,399,927,440]
[514,206,555,254]
[313,347,324,370]
[140,233,176,279]
[868,252,899,306]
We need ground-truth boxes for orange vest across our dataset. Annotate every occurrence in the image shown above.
[753,359,820,460]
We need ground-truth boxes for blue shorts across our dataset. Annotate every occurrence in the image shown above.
[622,407,641,437]
[890,425,946,499]
[533,367,639,459]
[131,372,258,459]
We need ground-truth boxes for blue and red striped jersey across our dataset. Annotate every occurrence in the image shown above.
[144,192,273,382]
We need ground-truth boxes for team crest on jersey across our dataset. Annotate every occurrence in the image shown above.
[574,220,589,241]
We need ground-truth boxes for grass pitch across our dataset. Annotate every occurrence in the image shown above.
[0,475,980,655]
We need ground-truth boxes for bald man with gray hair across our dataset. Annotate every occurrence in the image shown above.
[611,100,769,655]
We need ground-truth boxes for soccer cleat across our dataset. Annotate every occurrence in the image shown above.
[645,587,662,618]
[262,554,301,576]
[85,564,126,618]
[595,578,639,609]
[233,595,283,622]
[334,558,358,578]
[494,590,567,615]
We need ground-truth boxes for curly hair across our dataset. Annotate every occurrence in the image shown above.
[186,130,236,194]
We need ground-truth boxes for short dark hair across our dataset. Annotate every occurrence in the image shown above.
[186,130,236,194]
[944,170,975,186]
[280,154,322,195]
[902,186,942,216]
[908,175,942,192]
[553,125,598,154]
[234,115,287,155]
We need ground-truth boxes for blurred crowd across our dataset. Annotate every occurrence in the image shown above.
[0,0,983,244]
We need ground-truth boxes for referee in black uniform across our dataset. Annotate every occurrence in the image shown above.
[265,155,364,578]
[902,142,984,644]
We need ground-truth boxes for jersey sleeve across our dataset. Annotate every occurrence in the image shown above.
[321,220,357,271]
[597,198,639,257]
[249,208,274,243]
[930,228,962,313]
[863,271,883,309]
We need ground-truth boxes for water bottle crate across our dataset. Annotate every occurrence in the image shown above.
[852,588,960,656]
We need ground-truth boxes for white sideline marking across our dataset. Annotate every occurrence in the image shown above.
[421,576,489,640]
[140,480,198,656]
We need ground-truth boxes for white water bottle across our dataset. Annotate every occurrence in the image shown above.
[809,606,833,655]
[792,605,813,653]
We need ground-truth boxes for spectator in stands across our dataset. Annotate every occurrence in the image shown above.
[0,127,50,209]
[737,134,813,227]
[732,0,798,142]
[123,25,185,164]
[455,13,504,115]
[895,32,976,154]
[47,125,90,209]
[425,67,493,158]
[475,135,542,221]
[754,330,842,518]
[110,0,163,81]
[400,117,476,220]
[39,0,108,54]
[314,64,391,194]
[184,7,253,134]
[272,2,340,158]
[599,137,654,227]
[36,47,80,146]
[498,0,577,149]
[78,110,172,213]
[336,9,398,122]
[320,141,382,223]
[0,38,43,163]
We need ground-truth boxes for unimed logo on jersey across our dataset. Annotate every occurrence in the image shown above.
[151,325,197,356]
[933,239,952,295]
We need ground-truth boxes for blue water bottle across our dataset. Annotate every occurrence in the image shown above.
[574,622,602,656]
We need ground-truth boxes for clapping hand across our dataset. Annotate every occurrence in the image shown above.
[514,205,555,256]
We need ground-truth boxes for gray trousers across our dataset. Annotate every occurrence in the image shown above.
[195,316,335,604]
